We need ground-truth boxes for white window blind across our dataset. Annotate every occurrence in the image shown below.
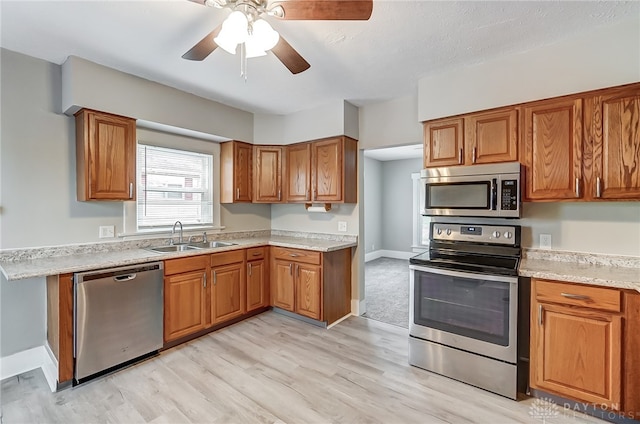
[137,144,213,229]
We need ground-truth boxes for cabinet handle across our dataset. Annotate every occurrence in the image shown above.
[561,293,591,301]
[213,270,217,285]
[458,148,463,164]
[289,263,292,275]
[129,182,133,199]
[248,263,252,276]
[575,177,580,198]
[312,188,316,200]
[203,272,207,288]
[596,177,602,198]
[296,264,300,277]
[236,188,240,200]
[472,147,477,164]
[252,252,261,257]
[307,189,310,201]
[278,189,281,201]
[289,253,299,257]
[538,304,543,326]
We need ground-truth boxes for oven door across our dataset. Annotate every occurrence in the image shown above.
[409,264,518,363]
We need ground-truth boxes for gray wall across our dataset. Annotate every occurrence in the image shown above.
[381,158,423,252]
[363,156,382,254]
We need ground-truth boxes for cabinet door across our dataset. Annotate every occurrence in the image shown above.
[531,302,621,409]
[285,143,311,202]
[234,142,253,202]
[423,118,464,168]
[75,109,136,201]
[221,141,252,203]
[586,86,640,199]
[271,260,295,311]
[164,271,206,342]
[211,262,245,324]
[522,98,583,200]
[247,259,267,312]
[295,263,322,321]
[254,146,282,203]
[312,137,343,202]
[465,108,518,165]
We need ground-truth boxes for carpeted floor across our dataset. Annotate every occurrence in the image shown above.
[363,257,409,328]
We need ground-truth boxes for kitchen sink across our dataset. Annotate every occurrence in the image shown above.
[187,241,237,249]
[147,244,202,253]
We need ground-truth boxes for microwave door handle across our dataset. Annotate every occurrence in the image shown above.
[490,179,497,210]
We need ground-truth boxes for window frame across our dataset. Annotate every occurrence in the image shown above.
[122,129,223,237]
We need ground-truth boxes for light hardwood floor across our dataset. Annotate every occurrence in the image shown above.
[1,312,602,424]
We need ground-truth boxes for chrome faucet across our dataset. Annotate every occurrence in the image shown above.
[171,221,183,245]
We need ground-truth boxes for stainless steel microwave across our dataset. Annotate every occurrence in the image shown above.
[420,162,522,218]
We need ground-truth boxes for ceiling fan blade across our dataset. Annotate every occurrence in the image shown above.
[271,36,310,74]
[182,25,222,61]
[270,0,373,20]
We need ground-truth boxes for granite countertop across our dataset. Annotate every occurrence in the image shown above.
[519,249,640,292]
[0,232,357,281]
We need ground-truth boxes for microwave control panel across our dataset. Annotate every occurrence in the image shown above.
[500,180,519,210]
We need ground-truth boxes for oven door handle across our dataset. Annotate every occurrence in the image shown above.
[410,264,518,284]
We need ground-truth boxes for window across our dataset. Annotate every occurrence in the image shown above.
[136,144,213,230]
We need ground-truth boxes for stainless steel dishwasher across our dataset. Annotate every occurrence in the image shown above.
[74,262,164,383]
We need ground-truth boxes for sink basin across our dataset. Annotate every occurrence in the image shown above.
[188,241,237,249]
[148,244,202,253]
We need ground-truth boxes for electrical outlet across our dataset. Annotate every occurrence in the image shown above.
[539,234,552,250]
[338,221,348,232]
[99,225,115,238]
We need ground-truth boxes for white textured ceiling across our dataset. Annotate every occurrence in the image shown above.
[1,0,638,116]
[364,143,422,161]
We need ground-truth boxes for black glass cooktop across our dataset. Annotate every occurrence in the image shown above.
[410,244,520,277]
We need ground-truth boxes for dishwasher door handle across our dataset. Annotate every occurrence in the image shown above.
[114,274,136,282]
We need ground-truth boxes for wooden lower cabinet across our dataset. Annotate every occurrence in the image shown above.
[246,247,269,312]
[295,263,322,320]
[210,250,246,324]
[530,278,623,410]
[271,246,351,325]
[164,256,208,342]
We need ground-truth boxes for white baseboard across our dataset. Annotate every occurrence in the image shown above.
[365,250,414,262]
[351,298,367,316]
[1,345,57,392]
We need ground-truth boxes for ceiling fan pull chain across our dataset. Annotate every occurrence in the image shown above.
[240,43,248,81]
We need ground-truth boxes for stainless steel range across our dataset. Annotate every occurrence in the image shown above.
[409,222,528,399]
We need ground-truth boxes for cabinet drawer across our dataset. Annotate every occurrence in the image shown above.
[211,249,245,267]
[534,279,621,313]
[271,247,321,265]
[164,255,209,275]
[246,246,266,261]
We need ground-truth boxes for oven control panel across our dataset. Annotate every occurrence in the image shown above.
[431,223,520,246]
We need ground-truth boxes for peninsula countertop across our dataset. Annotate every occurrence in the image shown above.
[519,249,640,292]
[0,232,358,281]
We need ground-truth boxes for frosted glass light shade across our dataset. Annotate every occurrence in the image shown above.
[252,19,279,51]
[214,11,249,55]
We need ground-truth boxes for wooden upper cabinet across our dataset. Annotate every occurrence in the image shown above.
[423,118,464,167]
[75,108,136,201]
[311,136,357,203]
[221,141,252,203]
[285,143,311,202]
[465,108,518,165]
[584,85,640,200]
[522,97,583,200]
[253,145,283,203]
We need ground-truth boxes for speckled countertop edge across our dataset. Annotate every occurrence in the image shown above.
[519,248,640,292]
[0,232,357,281]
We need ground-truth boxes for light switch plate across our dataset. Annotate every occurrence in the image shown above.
[539,234,552,250]
[338,221,348,232]
[99,225,115,238]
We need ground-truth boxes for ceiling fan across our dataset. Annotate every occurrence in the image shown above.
[183,0,373,76]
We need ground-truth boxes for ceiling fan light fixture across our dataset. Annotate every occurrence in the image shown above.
[214,10,249,54]
[251,19,280,51]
